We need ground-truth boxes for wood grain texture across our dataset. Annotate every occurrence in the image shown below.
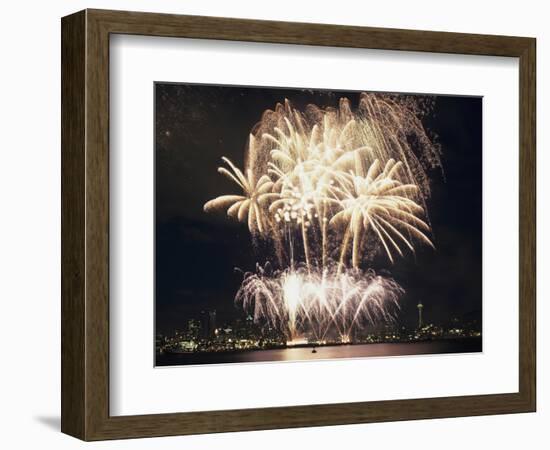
[518,38,536,408]
[61,10,86,439]
[61,9,537,441]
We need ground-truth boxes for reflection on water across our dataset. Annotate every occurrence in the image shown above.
[156,338,482,367]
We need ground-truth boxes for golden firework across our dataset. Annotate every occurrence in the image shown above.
[203,92,441,339]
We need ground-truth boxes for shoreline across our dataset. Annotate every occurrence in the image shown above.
[159,336,482,358]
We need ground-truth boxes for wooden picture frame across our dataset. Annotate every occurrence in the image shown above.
[61,8,536,441]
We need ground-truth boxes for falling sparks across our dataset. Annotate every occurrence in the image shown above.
[204,92,441,340]
[237,263,403,341]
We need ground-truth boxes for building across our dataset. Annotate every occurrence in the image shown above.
[199,309,217,339]
[186,319,201,339]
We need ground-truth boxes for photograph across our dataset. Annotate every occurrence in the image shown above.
[154,83,482,367]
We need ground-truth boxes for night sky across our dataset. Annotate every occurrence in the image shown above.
[154,83,482,335]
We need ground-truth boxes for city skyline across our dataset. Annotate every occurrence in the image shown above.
[156,309,481,366]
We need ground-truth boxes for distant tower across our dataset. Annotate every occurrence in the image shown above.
[417,302,424,329]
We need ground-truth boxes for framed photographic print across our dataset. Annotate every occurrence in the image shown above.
[61,9,536,440]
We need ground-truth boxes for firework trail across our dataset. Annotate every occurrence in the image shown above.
[204,92,441,340]
[236,262,403,343]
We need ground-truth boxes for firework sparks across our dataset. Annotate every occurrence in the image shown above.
[237,263,403,341]
[204,92,441,340]
[203,152,278,234]
[330,156,434,267]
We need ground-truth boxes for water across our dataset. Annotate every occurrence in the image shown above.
[156,338,481,367]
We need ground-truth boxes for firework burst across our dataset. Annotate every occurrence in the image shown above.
[237,263,403,341]
[204,92,441,341]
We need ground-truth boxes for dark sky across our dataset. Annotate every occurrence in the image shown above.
[154,83,482,334]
